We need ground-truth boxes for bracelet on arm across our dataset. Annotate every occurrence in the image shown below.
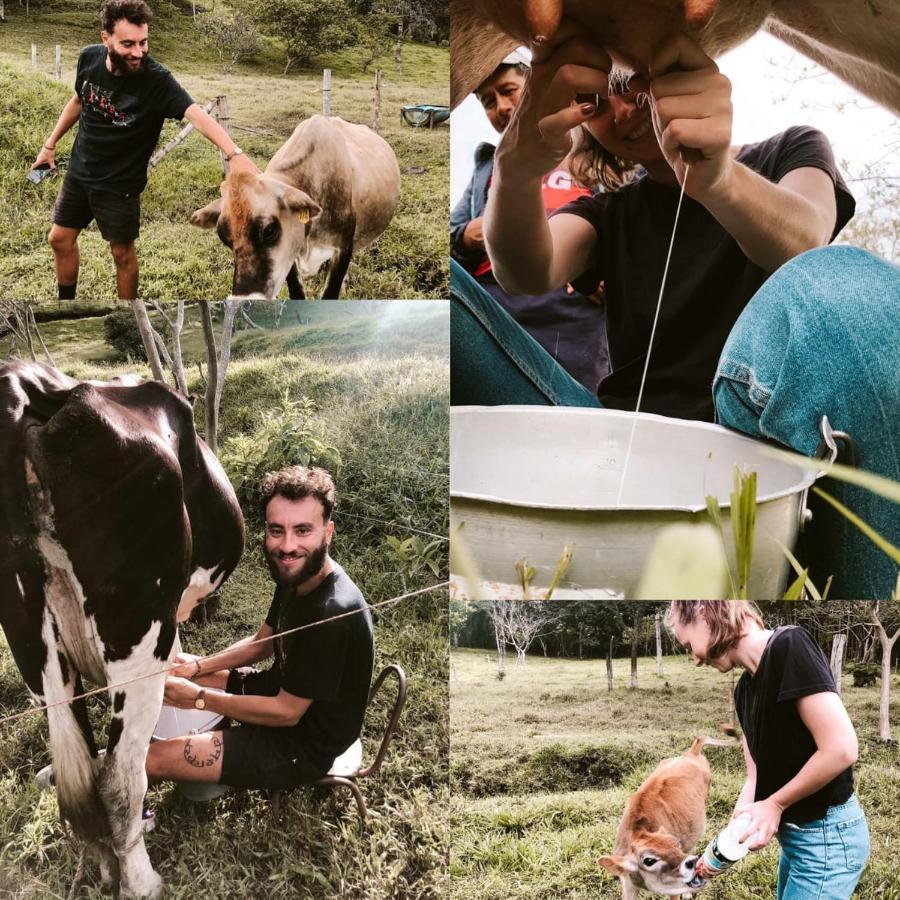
[44,143,56,151]
[192,658,203,679]
[224,147,243,162]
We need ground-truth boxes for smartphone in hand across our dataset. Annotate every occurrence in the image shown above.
[27,163,55,184]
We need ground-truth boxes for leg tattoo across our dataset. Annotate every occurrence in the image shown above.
[183,735,223,768]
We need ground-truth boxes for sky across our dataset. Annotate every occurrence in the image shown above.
[450,31,899,247]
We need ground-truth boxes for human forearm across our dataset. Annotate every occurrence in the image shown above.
[184,103,241,156]
[201,688,301,727]
[197,635,273,675]
[699,162,834,273]
[733,776,756,814]
[484,166,556,294]
[45,95,82,148]
[767,744,857,812]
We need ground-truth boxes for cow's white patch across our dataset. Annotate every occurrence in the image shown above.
[26,458,106,683]
[101,621,165,900]
[298,242,337,279]
[176,565,226,623]
[39,606,97,834]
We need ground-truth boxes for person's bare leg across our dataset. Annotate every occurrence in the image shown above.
[110,241,139,300]
[147,730,225,784]
[48,225,81,294]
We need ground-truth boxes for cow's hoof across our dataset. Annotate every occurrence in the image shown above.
[120,870,163,900]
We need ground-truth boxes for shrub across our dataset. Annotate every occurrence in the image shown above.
[103,309,145,360]
[219,392,341,513]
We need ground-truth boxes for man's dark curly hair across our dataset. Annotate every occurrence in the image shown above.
[101,0,153,35]
[259,466,336,522]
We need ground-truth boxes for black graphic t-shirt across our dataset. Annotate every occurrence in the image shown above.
[263,563,375,772]
[69,44,194,194]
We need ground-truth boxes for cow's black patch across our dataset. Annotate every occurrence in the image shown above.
[113,691,125,714]
[217,218,233,248]
[154,615,175,662]
[107,715,123,755]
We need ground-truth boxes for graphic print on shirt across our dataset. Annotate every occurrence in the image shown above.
[80,81,134,127]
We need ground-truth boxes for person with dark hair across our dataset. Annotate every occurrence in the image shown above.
[143,465,375,793]
[451,52,609,395]
[665,601,869,899]
[31,0,259,300]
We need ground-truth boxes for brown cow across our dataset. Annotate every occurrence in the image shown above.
[599,736,735,898]
[191,115,400,299]
[451,0,900,116]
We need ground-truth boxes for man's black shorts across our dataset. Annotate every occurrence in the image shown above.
[52,174,141,243]
[218,667,326,790]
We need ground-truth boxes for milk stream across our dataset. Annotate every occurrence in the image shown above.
[698,812,760,878]
[615,164,690,507]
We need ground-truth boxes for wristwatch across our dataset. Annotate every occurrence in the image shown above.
[224,147,243,162]
[194,689,207,711]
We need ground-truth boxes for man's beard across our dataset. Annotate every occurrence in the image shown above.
[107,45,147,76]
[265,538,329,589]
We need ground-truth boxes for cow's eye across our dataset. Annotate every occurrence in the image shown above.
[262,221,281,244]
[641,856,658,868]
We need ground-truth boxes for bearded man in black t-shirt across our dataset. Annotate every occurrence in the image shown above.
[147,466,375,792]
[30,0,259,300]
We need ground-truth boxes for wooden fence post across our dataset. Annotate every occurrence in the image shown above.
[31,43,36,70]
[372,68,382,131]
[54,45,61,80]
[322,68,331,116]
[0,3,7,24]
[215,95,231,176]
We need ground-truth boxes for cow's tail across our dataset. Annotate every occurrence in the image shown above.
[688,734,739,756]
[47,680,110,843]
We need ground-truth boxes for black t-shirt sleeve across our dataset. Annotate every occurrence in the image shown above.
[264,592,279,629]
[155,69,194,120]
[281,618,349,702]
[74,47,90,94]
[549,193,605,294]
[773,627,837,703]
[754,125,855,239]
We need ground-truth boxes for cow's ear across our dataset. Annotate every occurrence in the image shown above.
[280,186,322,224]
[597,855,626,876]
[190,198,223,229]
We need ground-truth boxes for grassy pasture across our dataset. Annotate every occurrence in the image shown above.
[450,648,900,899]
[0,3,449,301]
[0,302,450,898]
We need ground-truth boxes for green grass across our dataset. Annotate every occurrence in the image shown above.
[450,648,900,899]
[0,303,449,898]
[0,3,449,301]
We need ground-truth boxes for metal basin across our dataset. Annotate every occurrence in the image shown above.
[450,406,817,599]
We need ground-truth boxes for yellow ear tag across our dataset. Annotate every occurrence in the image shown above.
[296,210,310,223]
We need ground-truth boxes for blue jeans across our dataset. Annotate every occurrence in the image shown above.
[450,259,601,408]
[776,795,869,900]
[451,248,900,599]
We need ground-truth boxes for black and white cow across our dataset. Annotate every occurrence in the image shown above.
[0,361,244,899]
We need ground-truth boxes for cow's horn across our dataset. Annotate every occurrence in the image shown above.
[524,0,562,44]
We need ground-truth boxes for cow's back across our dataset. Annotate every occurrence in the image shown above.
[268,115,400,249]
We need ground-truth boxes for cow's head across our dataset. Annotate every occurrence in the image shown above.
[190,172,322,300]
[599,831,705,895]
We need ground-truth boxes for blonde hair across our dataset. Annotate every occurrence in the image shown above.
[568,126,639,193]
[664,601,765,660]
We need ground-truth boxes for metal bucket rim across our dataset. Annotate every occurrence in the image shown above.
[450,405,816,512]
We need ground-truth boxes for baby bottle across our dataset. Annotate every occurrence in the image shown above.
[696,812,760,878]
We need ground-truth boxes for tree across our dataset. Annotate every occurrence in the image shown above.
[197,10,261,73]
[355,0,398,73]
[867,601,900,743]
[252,0,357,74]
